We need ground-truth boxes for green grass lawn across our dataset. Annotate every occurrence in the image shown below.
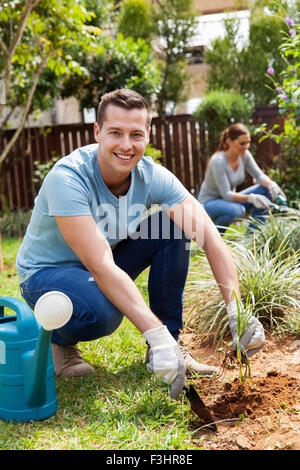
[0,237,205,450]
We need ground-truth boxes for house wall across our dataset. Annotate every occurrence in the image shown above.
[4,97,81,129]
[195,0,248,15]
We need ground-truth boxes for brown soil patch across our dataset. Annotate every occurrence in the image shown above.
[180,330,300,450]
[210,372,298,420]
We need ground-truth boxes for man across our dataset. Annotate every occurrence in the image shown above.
[16,89,265,400]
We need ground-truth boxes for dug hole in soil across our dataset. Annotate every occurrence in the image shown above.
[180,330,300,450]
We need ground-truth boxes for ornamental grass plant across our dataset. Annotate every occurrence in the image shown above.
[185,215,300,344]
[230,212,300,260]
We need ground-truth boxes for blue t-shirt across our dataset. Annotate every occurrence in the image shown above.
[17,144,189,283]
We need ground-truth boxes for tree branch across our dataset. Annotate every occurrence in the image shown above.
[0,36,8,55]
[7,0,42,62]
[0,0,42,124]
[0,106,16,130]
[0,51,50,169]
[32,0,42,8]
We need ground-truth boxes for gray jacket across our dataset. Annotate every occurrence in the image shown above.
[198,150,266,203]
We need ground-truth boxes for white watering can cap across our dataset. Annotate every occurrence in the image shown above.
[34,291,73,331]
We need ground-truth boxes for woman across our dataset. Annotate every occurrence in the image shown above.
[198,123,286,234]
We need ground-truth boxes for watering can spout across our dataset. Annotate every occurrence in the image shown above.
[23,328,53,407]
[23,292,73,409]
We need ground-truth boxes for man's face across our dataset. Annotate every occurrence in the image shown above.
[94,104,150,178]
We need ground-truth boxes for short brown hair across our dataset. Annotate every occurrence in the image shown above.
[97,89,151,129]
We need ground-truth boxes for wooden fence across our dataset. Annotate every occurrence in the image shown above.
[0,107,281,211]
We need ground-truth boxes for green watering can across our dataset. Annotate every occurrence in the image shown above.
[0,292,72,422]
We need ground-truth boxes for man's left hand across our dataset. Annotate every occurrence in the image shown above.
[227,301,265,357]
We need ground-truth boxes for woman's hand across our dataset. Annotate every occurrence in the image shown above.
[248,193,273,209]
[268,182,286,202]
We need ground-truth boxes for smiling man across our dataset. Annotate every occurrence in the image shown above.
[16,89,265,400]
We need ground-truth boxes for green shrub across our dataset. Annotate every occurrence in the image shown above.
[145,143,163,165]
[193,90,254,155]
[0,209,32,238]
[32,153,60,192]
[116,0,154,42]
[255,119,300,205]
[255,13,300,204]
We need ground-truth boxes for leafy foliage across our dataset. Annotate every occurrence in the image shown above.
[0,209,31,237]
[32,153,60,192]
[0,0,102,168]
[0,0,101,114]
[193,90,253,155]
[61,33,160,110]
[145,144,163,165]
[151,0,197,116]
[254,11,300,202]
[256,119,300,203]
[204,13,288,106]
[116,0,154,42]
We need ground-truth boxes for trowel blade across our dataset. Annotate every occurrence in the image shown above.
[184,384,218,432]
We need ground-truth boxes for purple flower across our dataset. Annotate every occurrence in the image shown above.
[280,94,288,102]
[277,88,283,94]
[285,17,294,26]
[289,29,296,37]
[267,67,275,75]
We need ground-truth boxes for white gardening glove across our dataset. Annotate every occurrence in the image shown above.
[248,193,273,209]
[268,182,286,203]
[227,300,265,357]
[143,325,186,400]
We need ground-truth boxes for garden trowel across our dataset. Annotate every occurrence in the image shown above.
[270,202,299,215]
[183,383,218,432]
[269,195,299,215]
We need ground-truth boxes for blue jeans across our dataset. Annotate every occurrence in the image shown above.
[203,184,272,234]
[19,211,191,346]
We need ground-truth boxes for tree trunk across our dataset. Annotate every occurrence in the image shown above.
[0,52,50,170]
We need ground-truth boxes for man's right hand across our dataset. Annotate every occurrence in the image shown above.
[143,325,186,400]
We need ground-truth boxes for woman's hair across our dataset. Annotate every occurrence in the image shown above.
[205,123,249,173]
[97,89,151,129]
[218,123,249,151]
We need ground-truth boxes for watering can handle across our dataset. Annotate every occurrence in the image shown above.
[0,297,37,337]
